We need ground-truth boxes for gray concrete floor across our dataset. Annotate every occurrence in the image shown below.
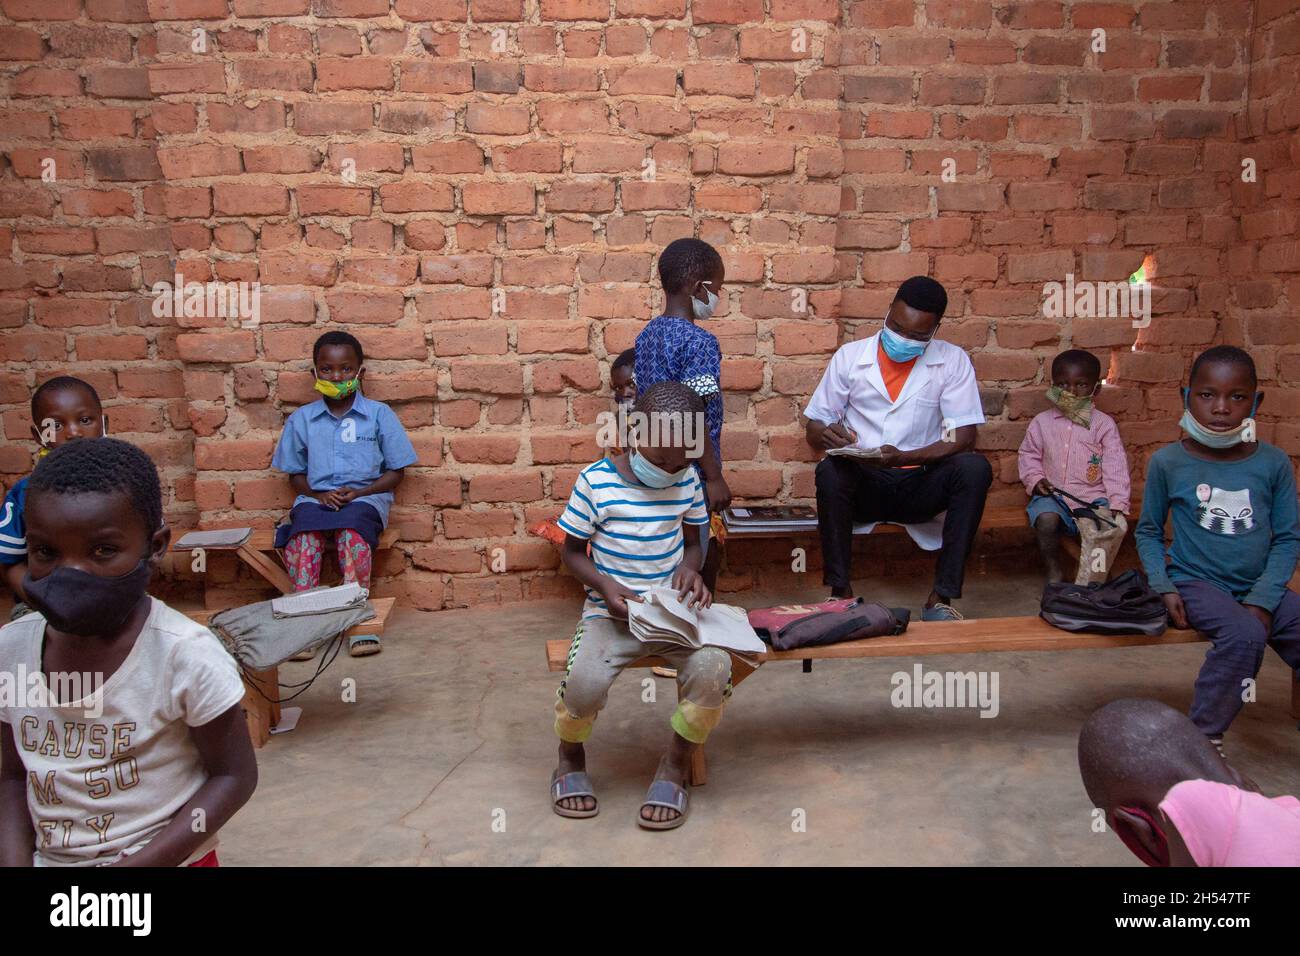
[218,567,1300,866]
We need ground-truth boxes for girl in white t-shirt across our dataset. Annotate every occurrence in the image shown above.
[0,438,256,867]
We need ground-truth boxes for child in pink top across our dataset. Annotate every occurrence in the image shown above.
[1078,698,1299,867]
[1018,349,1130,582]
[1160,779,1300,866]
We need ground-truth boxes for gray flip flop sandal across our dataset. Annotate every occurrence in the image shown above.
[551,770,599,819]
[348,633,381,657]
[638,778,689,830]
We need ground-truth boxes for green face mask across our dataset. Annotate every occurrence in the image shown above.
[314,375,360,400]
[1046,385,1094,428]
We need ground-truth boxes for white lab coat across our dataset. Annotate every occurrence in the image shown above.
[803,332,986,549]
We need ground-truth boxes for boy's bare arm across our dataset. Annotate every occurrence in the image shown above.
[0,724,35,866]
[697,433,732,511]
[112,704,257,867]
[562,534,639,618]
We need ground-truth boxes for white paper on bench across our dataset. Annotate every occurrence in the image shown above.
[628,587,766,659]
[271,582,368,617]
[175,527,252,549]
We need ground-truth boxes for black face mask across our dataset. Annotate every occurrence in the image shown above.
[23,559,153,637]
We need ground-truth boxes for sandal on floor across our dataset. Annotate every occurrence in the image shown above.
[637,779,690,831]
[348,634,382,658]
[551,770,599,819]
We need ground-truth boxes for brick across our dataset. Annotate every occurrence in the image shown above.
[295,102,373,135]
[469,471,542,503]
[176,331,257,363]
[213,185,290,217]
[87,147,162,181]
[379,182,456,213]
[296,185,372,217]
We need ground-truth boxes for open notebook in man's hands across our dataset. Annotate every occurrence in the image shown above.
[627,587,766,666]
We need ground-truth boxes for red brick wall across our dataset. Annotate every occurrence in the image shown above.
[1,0,1295,609]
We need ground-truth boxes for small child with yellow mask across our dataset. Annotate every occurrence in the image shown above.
[270,332,418,657]
[1018,349,1131,584]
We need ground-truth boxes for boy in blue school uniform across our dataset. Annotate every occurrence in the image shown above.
[2,376,106,621]
[271,331,417,657]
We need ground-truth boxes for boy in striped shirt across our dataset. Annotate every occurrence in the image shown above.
[550,383,732,830]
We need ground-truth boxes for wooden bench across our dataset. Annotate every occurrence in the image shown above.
[545,615,1300,786]
[173,527,400,595]
[191,596,396,747]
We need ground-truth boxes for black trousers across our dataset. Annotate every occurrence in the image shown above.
[814,452,993,599]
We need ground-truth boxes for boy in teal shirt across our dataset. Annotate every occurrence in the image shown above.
[1135,346,1300,750]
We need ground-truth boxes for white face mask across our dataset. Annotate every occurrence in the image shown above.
[691,286,719,321]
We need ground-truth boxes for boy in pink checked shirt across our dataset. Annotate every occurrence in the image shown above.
[1018,349,1131,583]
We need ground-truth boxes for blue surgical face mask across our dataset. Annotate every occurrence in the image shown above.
[691,286,719,321]
[630,450,688,489]
[880,324,930,362]
[1179,388,1260,449]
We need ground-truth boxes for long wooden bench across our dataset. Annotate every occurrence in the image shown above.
[173,527,400,595]
[545,615,1300,786]
[191,596,396,747]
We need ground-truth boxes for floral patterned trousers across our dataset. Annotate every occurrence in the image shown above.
[283,529,373,591]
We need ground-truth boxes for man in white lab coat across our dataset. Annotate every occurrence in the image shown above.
[803,276,990,621]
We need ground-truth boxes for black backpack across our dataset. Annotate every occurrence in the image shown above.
[748,598,910,651]
[1040,569,1168,635]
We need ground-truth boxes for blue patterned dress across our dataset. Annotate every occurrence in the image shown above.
[634,315,723,482]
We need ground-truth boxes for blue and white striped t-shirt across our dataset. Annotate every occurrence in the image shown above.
[557,457,708,621]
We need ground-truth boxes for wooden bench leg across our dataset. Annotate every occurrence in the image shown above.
[236,543,294,594]
[240,665,280,748]
[683,660,759,788]
[689,746,708,787]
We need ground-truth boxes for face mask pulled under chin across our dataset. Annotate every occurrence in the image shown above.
[1179,388,1261,449]
[23,559,153,637]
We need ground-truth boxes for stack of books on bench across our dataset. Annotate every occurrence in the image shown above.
[722,506,818,534]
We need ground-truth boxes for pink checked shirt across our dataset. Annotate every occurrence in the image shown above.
[1017,407,1131,514]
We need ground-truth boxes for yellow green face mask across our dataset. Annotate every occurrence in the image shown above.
[1045,385,1094,428]
[314,376,360,400]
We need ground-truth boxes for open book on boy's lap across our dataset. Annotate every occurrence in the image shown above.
[627,587,766,667]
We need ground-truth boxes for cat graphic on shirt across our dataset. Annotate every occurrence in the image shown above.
[1195,484,1254,535]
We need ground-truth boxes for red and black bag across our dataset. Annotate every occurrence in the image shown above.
[747,597,909,651]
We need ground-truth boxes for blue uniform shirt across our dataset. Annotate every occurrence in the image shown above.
[271,393,418,526]
[0,476,29,565]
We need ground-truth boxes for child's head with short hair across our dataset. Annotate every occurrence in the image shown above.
[1185,345,1260,433]
[632,381,705,474]
[1078,698,1242,866]
[30,375,104,451]
[23,438,168,635]
[1050,349,1103,398]
[658,238,725,317]
[312,330,365,388]
[611,348,636,406]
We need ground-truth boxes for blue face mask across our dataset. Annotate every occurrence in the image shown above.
[630,451,688,489]
[1179,388,1260,449]
[880,325,930,363]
